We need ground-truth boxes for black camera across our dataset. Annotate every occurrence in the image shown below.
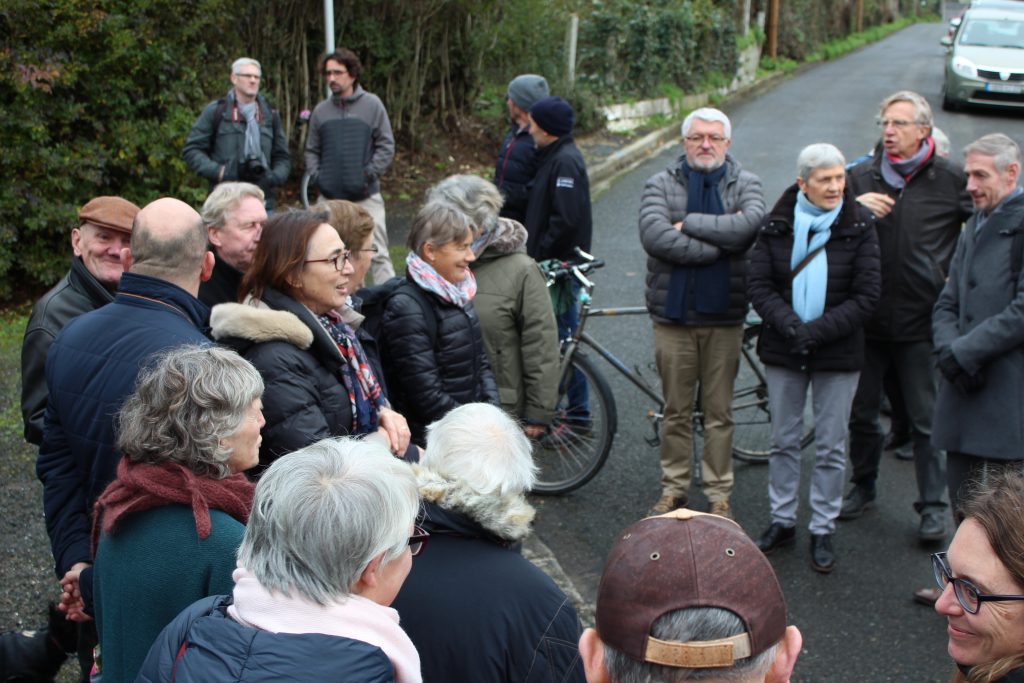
[240,157,266,182]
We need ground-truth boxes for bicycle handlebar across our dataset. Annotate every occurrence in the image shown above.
[541,248,606,285]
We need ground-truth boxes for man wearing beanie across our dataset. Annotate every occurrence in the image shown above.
[524,95,592,262]
[21,196,139,447]
[493,74,549,223]
[577,510,803,683]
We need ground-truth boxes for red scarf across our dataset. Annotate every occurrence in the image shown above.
[91,458,255,553]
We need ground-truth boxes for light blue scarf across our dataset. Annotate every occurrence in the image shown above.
[791,191,841,322]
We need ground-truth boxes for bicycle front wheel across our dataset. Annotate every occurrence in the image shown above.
[532,352,617,495]
[731,340,814,463]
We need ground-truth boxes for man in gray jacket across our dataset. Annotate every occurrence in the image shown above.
[182,58,290,209]
[932,133,1024,517]
[638,108,765,518]
[305,48,396,283]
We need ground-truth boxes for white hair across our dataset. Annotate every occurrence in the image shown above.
[964,133,1022,173]
[231,57,261,75]
[423,403,537,496]
[201,182,265,229]
[796,143,846,181]
[879,90,932,130]
[237,437,419,605]
[426,175,502,238]
[681,108,732,140]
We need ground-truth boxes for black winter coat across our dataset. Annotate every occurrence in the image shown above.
[748,184,881,372]
[493,125,538,224]
[847,148,971,341]
[524,135,592,261]
[391,502,585,683]
[378,279,499,446]
[197,252,243,308]
[134,596,394,683]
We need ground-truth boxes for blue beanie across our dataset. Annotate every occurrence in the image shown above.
[530,96,574,137]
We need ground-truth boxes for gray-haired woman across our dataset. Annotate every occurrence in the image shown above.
[135,437,424,682]
[376,198,499,445]
[91,345,264,683]
[747,143,880,573]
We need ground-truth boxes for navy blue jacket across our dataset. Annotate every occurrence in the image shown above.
[493,124,538,224]
[134,596,395,682]
[36,273,209,595]
[524,135,592,261]
[391,503,585,683]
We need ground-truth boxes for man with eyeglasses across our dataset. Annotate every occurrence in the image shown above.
[841,91,972,547]
[197,182,267,307]
[305,48,396,284]
[638,107,765,519]
[183,58,290,209]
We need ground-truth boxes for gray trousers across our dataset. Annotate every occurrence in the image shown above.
[766,365,860,535]
[357,192,395,284]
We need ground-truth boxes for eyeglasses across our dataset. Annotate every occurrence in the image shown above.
[304,250,352,272]
[876,118,920,129]
[684,134,727,145]
[408,526,430,557]
[932,552,1024,614]
[353,246,379,255]
[325,68,349,77]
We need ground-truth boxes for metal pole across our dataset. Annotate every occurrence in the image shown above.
[324,0,335,98]
[567,14,578,91]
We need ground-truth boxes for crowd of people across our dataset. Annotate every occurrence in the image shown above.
[9,42,1024,683]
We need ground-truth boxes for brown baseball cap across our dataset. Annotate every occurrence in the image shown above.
[595,509,787,669]
[78,196,140,234]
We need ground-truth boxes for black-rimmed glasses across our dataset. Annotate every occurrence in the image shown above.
[304,250,352,272]
[932,552,1024,614]
[352,246,379,255]
[408,526,430,557]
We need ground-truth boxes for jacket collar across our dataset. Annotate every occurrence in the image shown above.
[68,256,116,307]
[413,465,535,543]
[115,272,209,329]
[536,134,575,163]
[765,183,867,236]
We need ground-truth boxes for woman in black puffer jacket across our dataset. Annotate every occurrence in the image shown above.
[378,198,499,446]
[747,143,880,574]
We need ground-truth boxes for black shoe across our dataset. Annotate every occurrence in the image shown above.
[838,486,875,520]
[884,430,910,451]
[756,523,796,554]
[918,511,947,543]
[810,534,835,573]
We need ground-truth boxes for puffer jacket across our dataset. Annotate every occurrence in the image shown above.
[390,467,584,683]
[181,92,290,201]
[21,257,114,446]
[378,278,499,445]
[847,148,972,341]
[134,595,394,683]
[747,184,881,372]
[639,154,765,325]
[471,219,559,425]
[210,288,358,467]
[493,125,538,224]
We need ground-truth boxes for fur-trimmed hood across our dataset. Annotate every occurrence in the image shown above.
[412,464,534,543]
[209,300,314,349]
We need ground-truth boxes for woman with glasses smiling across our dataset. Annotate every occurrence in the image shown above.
[210,210,414,470]
[931,468,1024,682]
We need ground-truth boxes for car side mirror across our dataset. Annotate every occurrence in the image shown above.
[940,36,953,47]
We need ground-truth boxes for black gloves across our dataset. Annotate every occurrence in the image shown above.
[788,325,817,356]
[937,347,984,395]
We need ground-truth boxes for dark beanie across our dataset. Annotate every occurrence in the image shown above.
[529,96,574,137]
[507,74,549,111]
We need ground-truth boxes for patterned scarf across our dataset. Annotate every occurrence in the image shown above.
[880,137,934,189]
[406,252,477,308]
[317,310,387,434]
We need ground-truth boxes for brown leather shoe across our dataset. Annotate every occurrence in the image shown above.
[709,499,732,519]
[650,494,686,516]
[913,586,942,606]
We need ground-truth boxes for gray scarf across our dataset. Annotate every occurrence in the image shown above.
[235,94,266,167]
[880,137,934,189]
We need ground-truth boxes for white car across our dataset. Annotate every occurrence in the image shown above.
[941,7,1024,110]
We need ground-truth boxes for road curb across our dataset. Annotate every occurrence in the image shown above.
[523,533,596,628]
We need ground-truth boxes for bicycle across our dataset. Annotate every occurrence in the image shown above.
[532,251,814,495]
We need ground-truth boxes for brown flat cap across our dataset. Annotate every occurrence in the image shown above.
[78,196,140,234]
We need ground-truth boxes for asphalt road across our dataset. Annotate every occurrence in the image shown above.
[529,21,1024,683]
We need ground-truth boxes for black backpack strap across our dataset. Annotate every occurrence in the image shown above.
[209,97,228,154]
[396,280,439,344]
[1011,228,1024,295]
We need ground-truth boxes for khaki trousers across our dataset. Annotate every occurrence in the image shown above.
[357,192,395,284]
[653,322,743,503]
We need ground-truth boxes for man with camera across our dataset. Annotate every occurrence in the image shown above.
[183,57,290,209]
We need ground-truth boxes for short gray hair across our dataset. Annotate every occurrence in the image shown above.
[423,403,537,496]
[201,182,265,229]
[116,345,263,479]
[963,133,1022,173]
[406,199,477,254]
[231,57,261,75]
[796,143,846,181]
[603,608,779,683]
[879,90,932,130]
[681,108,732,140]
[932,127,951,158]
[426,175,502,238]
[238,437,420,605]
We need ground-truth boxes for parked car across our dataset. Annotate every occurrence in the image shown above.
[941,6,1024,110]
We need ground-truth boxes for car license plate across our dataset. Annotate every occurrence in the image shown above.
[986,82,1023,94]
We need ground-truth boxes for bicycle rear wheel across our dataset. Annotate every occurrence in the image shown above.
[731,335,814,463]
[532,352,617,495]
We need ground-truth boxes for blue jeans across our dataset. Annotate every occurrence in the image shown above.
[557,285,589,420]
